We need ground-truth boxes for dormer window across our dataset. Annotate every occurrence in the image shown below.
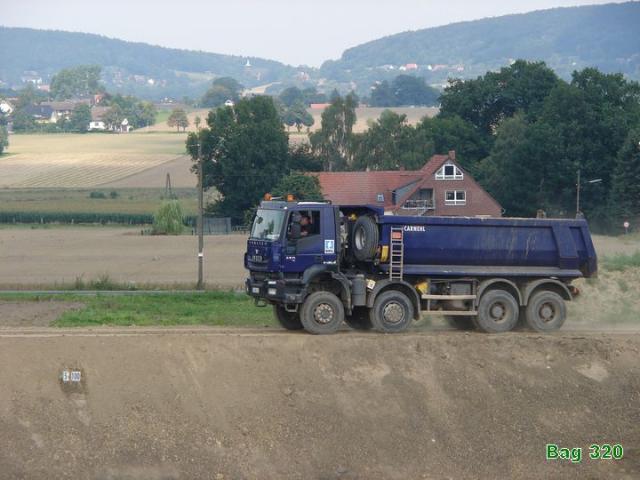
[435,163,463,180]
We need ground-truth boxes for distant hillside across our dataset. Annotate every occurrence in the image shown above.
[321,2,640,89]
[0,27,299,100]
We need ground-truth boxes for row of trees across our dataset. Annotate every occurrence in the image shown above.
[307,61,640,227]
[369,75,440,107]
[186,60,639,228]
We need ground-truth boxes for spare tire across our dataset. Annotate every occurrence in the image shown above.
[352,216,379,261]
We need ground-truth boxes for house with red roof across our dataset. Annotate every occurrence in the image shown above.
[315,151,502,217]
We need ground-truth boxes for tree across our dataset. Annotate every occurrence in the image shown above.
[200,77,243,108]
[50,65,103,100]
[102,104,124,131]
[167,108,189,132]
[11,110,36,132]
[104,94,156,129]
[534,70,640,218]
[0,125,7,154]
[415,115,489,168]
[272,173,323,201]
[309,94,358,171]
[279,86,304,107]
[369,81,395,107]
[0,108,8,154]
[186,96,289,223]
[478,114,560,217]
[283,102,314,132]
[68,104,92,133]
[610,128,640,222]
[439,60,560,135]
[152,200,184,235]
[352,110,429,171]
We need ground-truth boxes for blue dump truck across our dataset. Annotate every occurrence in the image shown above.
[245,199,597,334]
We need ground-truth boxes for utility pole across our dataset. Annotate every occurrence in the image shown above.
[197,136,204,290]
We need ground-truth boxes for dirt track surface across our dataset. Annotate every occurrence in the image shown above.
[0,328,638,479]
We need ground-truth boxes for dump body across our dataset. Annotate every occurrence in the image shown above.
[376,214,597,280]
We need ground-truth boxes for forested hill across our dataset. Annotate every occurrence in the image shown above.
[320,2,640,86]
[0,27,298,99]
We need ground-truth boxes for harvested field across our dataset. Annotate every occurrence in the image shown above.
[0,329,638,479]
[0,227,245,289]
[0,188,198,215]
[1,133,187,188]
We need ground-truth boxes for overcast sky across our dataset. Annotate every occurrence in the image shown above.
[2,0,624,66]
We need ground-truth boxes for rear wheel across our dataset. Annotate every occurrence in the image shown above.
[525,291,566,332]
[345,307,373,330]
[370,290,414,333]
[444,315,475,330]
[273,305,303,331]
[476,289,519,333]
[300,291,344,335]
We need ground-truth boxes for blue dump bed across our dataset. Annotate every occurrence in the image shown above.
[377,215,597,280]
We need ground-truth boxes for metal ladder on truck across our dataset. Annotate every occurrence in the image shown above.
[389,227,404,280]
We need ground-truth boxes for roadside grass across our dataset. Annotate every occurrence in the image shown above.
[602,251,640,271]
[0,292,275,328]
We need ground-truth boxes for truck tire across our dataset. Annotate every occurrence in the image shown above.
[476,289,519,333]
[525,291,566,332]
[352,216,379,262]
[444,315,475,330]
[370,290,414,333]
[273,305,303,331]
[345,307,373,330]
[300,291,344,335]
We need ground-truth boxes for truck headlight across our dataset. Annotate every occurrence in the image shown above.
[268,288,277,296]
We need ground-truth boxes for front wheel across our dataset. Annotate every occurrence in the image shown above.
[370,290,414,333]
[273,305,303,330]
[300,291,345,335]
[525,291,566,332]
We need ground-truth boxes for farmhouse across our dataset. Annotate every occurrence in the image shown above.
[316,151,502,217]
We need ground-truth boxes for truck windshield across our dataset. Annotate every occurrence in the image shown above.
[250,209,285,241]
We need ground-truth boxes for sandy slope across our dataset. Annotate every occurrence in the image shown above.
[0,329,637,479]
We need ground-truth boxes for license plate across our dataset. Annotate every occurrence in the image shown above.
[252,287,260,294]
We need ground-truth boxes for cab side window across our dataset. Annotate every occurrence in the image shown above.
[288,210,321,239]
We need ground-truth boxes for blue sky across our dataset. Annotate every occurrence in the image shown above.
[2,0,624,66]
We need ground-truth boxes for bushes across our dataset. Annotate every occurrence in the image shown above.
[152,200,184,235]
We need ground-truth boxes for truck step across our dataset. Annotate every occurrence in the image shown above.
[421,294,477,300]
[422,310,478,316]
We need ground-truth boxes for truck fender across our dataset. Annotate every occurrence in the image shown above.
[476,278,523,306]
[366,279,421,320]
[302,266,352,309]
[522,279,572,305]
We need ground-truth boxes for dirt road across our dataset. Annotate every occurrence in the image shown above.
[0,328,638,479]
